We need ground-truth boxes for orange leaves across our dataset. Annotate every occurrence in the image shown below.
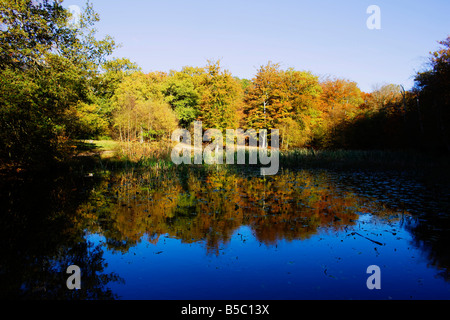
[320,77,364,116]
[244,62,322,134]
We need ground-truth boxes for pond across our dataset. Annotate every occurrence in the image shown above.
[1,166,449,300]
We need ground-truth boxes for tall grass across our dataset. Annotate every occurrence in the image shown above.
[115,140,173,161]
[106,142,443,172]
[74,140,450,183]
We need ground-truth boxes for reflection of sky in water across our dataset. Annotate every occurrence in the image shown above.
[86,218,449,300]
[82,168,450,299]
[3,166,448,300]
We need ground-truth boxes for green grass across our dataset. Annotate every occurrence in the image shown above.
[70,140,450,187]
[91,140,120,152]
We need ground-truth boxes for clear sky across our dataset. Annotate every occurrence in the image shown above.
[65,0,450,93]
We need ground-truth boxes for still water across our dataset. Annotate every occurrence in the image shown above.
[1,166,449,300]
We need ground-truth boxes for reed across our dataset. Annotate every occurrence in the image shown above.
[73,140,450,186]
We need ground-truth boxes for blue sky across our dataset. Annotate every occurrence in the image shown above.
[65,0,450,93]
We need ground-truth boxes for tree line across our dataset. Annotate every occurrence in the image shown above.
[1,0,449,171]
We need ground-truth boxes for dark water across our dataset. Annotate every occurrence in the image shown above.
[1,166,449,300]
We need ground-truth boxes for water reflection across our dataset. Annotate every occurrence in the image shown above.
[78,168,407,254]
[402,213,450,282]
[0,173,123,299]
[330,170,450,283]
[1,167,449,299]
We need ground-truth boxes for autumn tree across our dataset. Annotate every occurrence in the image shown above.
[366,83,403,113]
[244,62,322,148]
[197,60,242,131]
[111,71,177,142]
[244,62,284,131]
[282,69,323,148]
[313,77,364,147]
[320,78,364,118]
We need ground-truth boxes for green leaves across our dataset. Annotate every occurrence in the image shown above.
[197,60,242,130]
[0,0,73,69]
[110,71,179,142]
[0,0,117,169]
[161,72,200,128]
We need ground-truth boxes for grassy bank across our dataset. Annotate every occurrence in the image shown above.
[74,140,449,168]
[3,140,444,193]
[71,140,450,178]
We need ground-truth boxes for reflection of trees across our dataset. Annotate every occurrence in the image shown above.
[331,171,450,281]
[402,212,450,282]
[78,168,404,255]
[0,173,123,299]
